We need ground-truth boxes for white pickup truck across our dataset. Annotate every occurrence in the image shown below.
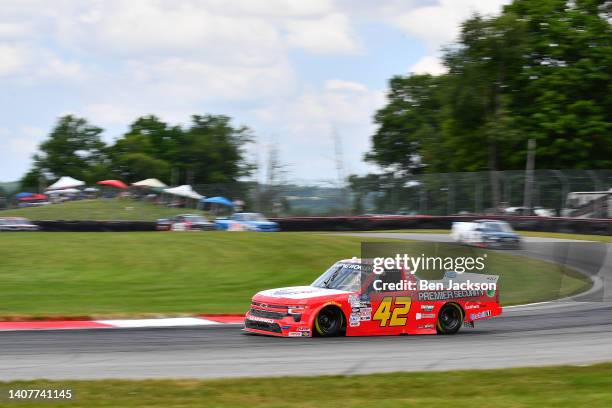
[451,219,521,249]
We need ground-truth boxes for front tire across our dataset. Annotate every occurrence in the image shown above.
[314,307,344,337]
[436,303,463,335]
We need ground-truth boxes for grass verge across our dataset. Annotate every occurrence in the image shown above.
[0,199,205,221]
[0,232,590,318]
[2,363,612,407]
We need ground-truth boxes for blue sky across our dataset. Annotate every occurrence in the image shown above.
[0,0,509,184]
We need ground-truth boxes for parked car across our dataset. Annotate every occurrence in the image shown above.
[215,212,279,232]
[0,217,39,231]
[156,214,215,231]
[451,219,521,249]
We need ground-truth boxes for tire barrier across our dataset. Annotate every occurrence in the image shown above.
[34,220,156,232]
[270,215,612,236]
[29,216,611,235]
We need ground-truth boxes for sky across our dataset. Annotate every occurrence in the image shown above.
[0,0,511,185]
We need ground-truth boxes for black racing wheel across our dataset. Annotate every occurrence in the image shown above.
[314,307,344,337]
[436,303,463,335]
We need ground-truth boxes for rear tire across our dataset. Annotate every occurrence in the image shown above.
[314,307,344,337]
[436,303,463,335]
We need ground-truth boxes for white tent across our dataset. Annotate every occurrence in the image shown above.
[46,176,85,190]
[132,178,167,188]
[163,185,203,200]
[47,188,80,194]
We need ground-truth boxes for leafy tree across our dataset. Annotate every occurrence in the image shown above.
[367,74,442,174]
[24,113,254,189]
[116,116,182,165]
[177,114,254,184]
[20,168,47,190]
[505,0,612,169]
[24,115,109,184]
[113,153,171,183]
[365,0,612,176]
[108,116,178,183]
[107,114,253,185]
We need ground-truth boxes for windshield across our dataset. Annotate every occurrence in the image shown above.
[185,216,206,222]
[484,222,513,232]
[2,219,24,225]
[311,262,363,292]
[239,213,266,222]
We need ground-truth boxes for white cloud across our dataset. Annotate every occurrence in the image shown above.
[63,1,284,63]
[122,56,296,103]
[285,13,361,54]
[0,21,33,38]
[57,1,358,60]
[83,104,135,126]
[1,125,44,157]
[409,55,448,75]
[251,80,384,182]
[391,0,511,52]
[0,43,27,76]
[0,42,87,82]
[204,0,334,18]
[37,53,87,81]
[0,0,512,182]
[264,80,384,125]
[325,79,368,92]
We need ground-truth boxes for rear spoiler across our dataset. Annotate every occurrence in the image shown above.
[443,271,499,285]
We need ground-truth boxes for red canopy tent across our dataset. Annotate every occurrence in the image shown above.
[97,180,128,189]
[18,194,47,201]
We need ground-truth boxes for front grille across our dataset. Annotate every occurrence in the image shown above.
[245,319,282,333]
[251,301,288,309]
[249,308,287,320]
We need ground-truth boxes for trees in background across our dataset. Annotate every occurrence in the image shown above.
[21,114,253,188]
[21,115,108,187]
[366,0,612,175]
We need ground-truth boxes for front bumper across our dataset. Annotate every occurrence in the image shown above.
[243,312,312,337]
[191,224,216,231]
[484,239,521,249]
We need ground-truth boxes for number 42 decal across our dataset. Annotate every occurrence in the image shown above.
[373,297,412,327]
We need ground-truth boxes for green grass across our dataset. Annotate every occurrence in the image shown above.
[0,199,205,221]
[0,232,590,318]
[2,363,612,407]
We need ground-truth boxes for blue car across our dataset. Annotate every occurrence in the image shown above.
[215,212,279,232]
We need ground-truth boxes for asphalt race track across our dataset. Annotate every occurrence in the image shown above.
[1,234,611,380]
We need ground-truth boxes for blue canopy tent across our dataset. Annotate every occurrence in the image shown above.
[202,196,234,206]
[201,196,234,216]
[15,192,34,198]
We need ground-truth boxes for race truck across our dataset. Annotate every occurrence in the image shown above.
[451,219,521,249]
[0,217,39,231]
[215,212,279,232]
[244,259,501,337]
[156,214,215,231]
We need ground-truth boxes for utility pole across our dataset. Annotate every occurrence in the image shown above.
[171,168,179,187]
[332,128,344,188]
[332,127,348,213]
[38,175,46,194]
[523,139,536,214]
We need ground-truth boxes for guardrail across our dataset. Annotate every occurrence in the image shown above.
[34,220,156,232]
[270,215,612,235]
[29,216,612,235]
